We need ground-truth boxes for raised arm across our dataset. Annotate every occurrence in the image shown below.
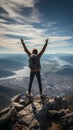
[39,39,49,57]
[20,38,31,57]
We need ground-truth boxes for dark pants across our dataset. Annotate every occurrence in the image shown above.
[28,71,42,95]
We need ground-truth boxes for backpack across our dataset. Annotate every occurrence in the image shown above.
[29,54,41,69]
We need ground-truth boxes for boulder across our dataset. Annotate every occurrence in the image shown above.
[61,98,68,109]
[18,101,48,130]
[11,102,24,112]
[11,94,21,102]
[0,106,17,126]
[58,112,73,130]
[61,112,73,119]
[0,94,73,130]
[19,98,25,105]
[0,106,10,116]
[47,109,66,122]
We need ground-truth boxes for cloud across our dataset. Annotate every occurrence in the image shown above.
[0,0,41,24]
[47,21,57,28]
[0,0,73,54]
[0,20,73,53]
[0,19,7,23]
[0,22,46,40]
[0,0,36,9]
[49,36,72,43]
[49,41,70,48]
[0,45,8,50]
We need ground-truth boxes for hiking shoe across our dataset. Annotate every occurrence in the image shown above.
[40,94,45,100]
[26,91,32,97]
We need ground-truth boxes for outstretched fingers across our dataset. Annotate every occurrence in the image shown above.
[45,38,49,43]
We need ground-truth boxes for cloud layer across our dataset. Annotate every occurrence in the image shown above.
[0,0,73,54]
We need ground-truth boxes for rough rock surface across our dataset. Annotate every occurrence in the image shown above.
[0,94,73,130]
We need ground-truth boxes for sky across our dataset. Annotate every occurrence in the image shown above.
[0,0,73,54]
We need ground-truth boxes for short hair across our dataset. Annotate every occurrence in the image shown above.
[32,49,38,54]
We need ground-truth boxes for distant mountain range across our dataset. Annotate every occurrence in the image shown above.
[0,53,73,110]
[60,54,73,64]
[0,53,73,78]
[54,65,73,75]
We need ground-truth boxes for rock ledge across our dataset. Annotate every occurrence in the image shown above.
[0,94,73,130]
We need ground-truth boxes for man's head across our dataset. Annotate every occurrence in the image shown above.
[32,49,38,54]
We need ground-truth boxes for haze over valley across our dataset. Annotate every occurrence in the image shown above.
[0,53,73,100]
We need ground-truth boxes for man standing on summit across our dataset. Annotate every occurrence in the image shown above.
[20,38,48,97]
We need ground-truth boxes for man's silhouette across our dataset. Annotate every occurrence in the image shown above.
[20,38,48,97]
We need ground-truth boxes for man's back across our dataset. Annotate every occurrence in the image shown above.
[29,54,41,69]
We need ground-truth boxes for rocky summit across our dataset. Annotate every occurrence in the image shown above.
[0,94,73,130]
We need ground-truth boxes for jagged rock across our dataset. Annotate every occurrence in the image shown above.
[18,102,42,123]
[61,112,73,119]
[19,98,25,105]
[0,106,17,126]
[34,95,46,103]
[48,96,68,110]
[17,99,49,130]
[11,102,24,112]
[58,112,73,130]
[47,109,68,122]
[61,98,68,109]
[0,106,10,116]
[0,94,73,130]
[24,95,34,106]
[11,94,21,102]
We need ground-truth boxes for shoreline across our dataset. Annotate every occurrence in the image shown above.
[0,66,30,81]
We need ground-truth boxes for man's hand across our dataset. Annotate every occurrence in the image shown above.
[20,37,24,43]
[45,38,49,43]
[20,38,31,56]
